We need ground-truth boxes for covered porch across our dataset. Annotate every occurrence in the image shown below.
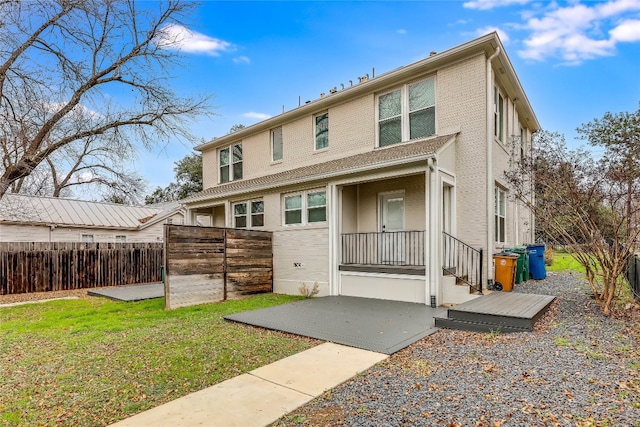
[333,169,483,306]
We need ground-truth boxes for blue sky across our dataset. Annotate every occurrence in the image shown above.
[139,0,640,192]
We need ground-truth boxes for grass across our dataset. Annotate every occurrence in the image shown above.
[546,252,586,274]
[0,294,317,426]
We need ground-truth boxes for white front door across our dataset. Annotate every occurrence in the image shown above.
[380,192,405,264]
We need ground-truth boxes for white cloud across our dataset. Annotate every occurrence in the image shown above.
[396,29,407,35]
[244,112,271,120]
[475,26,511,43]
[507,0,640,64]
[610,19,640,41]
[464,0,532,10]
[156,23,232,56]
[233,56,251,64]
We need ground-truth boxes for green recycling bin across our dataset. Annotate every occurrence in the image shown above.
[508,246,529,284]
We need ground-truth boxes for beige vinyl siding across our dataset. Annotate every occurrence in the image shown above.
[354,175,426,232]
[272,227,329,296]
[341,185,358,234]
[436,53,487,249]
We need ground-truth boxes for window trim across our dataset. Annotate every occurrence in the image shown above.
[494,186,506,244]
[271,127,283,162]
[283,189,327,226]
[377,76,436,147]
[314,112,329,151]
[219,142,243,184]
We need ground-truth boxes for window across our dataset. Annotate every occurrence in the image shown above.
[284,194,302,225]
[233,202,247,228]
[307,191,327,222]
[520,126,525,159]
[233,200,264,228]
[494,187,506,243]
[115,235,126,243]
[251,200,264,227]
[494,87,504,142]
[378,77,435,147]
[284,190,326,225]
[81,234,94,243]
[271,128,283,161]
[220,143,242,183]
[315,112,329,150]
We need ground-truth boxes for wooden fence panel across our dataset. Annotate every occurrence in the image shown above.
[164,225,273,309]
[164,226,226,309]
[0,242,163,295]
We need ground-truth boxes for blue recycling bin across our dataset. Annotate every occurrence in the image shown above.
[527,244,547,280]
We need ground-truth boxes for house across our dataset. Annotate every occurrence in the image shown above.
[182,33,540,306]
[0,194,186,242]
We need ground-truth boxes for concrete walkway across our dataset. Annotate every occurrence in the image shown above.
[109,343,387,427]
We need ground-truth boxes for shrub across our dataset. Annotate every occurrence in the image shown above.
[544,248,555,266]
[298,282,320,298]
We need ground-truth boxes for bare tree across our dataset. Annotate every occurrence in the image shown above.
[0,0,213,201]
[506,114,640,315]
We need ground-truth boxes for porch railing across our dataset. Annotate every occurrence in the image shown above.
[442,231,483,293]
[341,230,425,266]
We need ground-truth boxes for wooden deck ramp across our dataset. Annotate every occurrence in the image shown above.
[435,292,555,333]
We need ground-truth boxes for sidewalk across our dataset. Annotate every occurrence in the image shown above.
[109,342,387,427]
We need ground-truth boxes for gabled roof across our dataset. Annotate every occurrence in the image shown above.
[185,133,456,205]
[0,194,184,229]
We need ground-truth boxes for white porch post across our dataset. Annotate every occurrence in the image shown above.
[427,158,439,307]
[328,183,340,296]
[184,208,194,226]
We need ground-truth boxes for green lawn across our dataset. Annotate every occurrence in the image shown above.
[0,294,317,426]
[546,252,586,274]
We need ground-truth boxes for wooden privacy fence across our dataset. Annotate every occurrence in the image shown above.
[0,242,164,295]
[165,225,273,309]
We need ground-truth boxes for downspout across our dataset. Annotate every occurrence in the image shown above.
[428,157,438,307]
[486,46,500,288]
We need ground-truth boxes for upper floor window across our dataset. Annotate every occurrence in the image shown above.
[378,77,435,147]
[315,112,329,150]
[220,143,242,183]
[271,127,283,162]
[494,87,504,143]
[283,190,326,225]
[81,234,94,243]
[494,186,506,243]
[233,199,264,228]
[115,235,126,243]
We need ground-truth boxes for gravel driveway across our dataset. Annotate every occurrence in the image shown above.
[273,271,640,427]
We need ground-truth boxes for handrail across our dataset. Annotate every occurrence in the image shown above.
[442,231,483,293]
[341,230,425,266]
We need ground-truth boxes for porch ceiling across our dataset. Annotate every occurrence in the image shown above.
[185,133,456,205]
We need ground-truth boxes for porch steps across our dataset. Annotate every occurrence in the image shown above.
[441,275,479,305]
[434,292,556,333]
